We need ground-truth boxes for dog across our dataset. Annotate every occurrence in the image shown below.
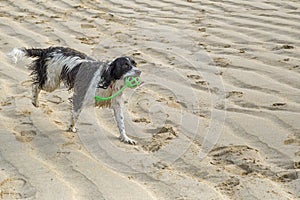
[8,46,141,144]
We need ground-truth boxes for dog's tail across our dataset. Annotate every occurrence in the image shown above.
[8,47,44,64]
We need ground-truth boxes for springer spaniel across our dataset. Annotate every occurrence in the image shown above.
[8,46,141,144]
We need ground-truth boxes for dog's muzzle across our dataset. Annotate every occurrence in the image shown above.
[134,68,141,76]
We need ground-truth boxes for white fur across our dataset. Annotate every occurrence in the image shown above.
[125,66,140,77]
[112,95,136,144]
[43,53,89,92]
[7,48,26,63]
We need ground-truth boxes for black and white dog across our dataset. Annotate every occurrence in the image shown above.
[8,46,141,144]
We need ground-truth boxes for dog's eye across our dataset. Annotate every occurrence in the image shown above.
[124,63,131,69]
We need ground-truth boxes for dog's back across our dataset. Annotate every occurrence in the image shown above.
[8,46,94,91]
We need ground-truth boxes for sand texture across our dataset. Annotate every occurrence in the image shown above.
[0,0,299,199]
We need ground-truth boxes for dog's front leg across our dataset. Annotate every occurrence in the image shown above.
[112,99,136,145]
[68,110,79,133]
[68,98,83,133]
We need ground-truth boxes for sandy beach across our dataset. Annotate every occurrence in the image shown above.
[0,0,299,199]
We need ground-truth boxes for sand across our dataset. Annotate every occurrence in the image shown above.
[0,0,299,199]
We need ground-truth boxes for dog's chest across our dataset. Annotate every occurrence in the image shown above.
[94,87,114,108]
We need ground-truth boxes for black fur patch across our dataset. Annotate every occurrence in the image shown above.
[26,47,93,89]
[61,64,81,90]
[110,57,135,79]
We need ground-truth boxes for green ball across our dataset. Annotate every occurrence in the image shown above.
[125,76,140,88]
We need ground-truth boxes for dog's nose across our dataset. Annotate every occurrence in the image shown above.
[135,69,141,76]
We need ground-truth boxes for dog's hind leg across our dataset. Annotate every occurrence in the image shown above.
[32,83,41,107]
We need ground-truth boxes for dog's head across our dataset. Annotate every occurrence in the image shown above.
[99,57,141,89]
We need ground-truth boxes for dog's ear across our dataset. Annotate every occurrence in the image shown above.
[110,58,125,80]
[98,64,114,89]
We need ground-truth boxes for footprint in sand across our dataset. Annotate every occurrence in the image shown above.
[226,91,244,98]
[0,177,35,199]
[76,36,98,45]
[187,74,209,87]
[154,96,183,109]
[14,115,37,143]
[40,104,53,115]
[54,120,63,126]
[289,65,299,71]
[133,117,151,124]
[1,97,14,106]
[266,102,288,111]
[275,171,298,183]
[210,145,298,182]
[141,126,178,152]
[283,137,300,146]
[195,80,208,86]
[213,57,231,67]
[209,145,269,176]
[272,44,294,51]
[17,109,31,116]
[239,49,246,53]
[81,24,96,29]
[272,102,286,107]
[187,74,201,80]
[14,129,37,143]
[216,177,240,196]
[153,161,171,170]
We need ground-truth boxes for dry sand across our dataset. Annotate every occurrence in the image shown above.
[0,0,299,199]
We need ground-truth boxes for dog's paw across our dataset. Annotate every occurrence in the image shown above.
[67,126,77,133]
[120,135,136,145]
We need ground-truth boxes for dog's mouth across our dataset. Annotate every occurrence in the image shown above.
[124,76,143,88]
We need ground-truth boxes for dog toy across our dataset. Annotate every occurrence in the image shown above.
[95,76,140,101]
